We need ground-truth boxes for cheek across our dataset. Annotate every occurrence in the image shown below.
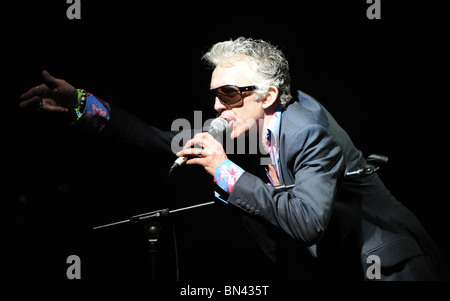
[230,107,263,138]
[232,101,264,121]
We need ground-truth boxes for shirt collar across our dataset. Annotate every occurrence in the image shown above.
[265,106,282,147]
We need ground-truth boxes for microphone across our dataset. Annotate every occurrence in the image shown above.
[170,117,228,170]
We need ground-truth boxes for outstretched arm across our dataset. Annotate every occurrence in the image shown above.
[19,70,181,156]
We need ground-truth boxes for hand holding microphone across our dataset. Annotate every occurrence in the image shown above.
[173,117,229,176]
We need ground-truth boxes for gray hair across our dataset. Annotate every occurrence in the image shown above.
[202,37,293,107]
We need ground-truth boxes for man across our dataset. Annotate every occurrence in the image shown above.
[19,37,447,280]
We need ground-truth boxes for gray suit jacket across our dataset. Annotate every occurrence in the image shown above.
[225,91,446,280]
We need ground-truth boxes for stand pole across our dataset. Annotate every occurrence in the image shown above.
[144,220,161,281]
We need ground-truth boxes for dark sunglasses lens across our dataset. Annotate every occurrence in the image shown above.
[217,86,241,104]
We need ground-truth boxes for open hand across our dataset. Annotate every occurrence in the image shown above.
[19,70,78,113]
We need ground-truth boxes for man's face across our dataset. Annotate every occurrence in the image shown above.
[210,60,264,139]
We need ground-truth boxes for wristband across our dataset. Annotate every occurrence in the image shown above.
[74,89,87,120]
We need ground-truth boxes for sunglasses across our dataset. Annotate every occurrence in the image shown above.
[209,85,257,106]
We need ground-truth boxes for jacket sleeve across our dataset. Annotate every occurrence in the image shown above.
[226,124,345,245]
[97,104,190,156]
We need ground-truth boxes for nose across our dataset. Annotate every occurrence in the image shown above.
[214,97,227,113]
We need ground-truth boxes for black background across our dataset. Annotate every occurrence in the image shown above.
[1,0,449,281]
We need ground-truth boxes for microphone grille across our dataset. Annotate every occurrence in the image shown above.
[209,118,228,137]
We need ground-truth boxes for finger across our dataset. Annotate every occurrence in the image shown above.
[18,95,42,108]
[20,83,49,100]
[44,103,69,113]
[177,147,203,158]
[42,70,62,89]
[184,157,203,166]
[40,98,69,113]
[182,138,198,150]
[182,133,211,150]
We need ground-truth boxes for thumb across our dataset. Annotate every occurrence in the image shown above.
[42,70,61,88]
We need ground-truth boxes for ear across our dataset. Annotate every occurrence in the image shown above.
[261,86,279,110]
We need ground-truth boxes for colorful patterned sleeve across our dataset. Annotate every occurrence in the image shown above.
[214,159,245,194]
[73,89,111,133]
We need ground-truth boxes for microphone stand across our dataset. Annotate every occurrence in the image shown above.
[93,199,216,281]
[93,135,221,281]
[92,182,298,280]
[92,201,215,230]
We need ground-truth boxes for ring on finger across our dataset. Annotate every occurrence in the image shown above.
[39,99,46,110]
[36,85,41,96]
[198,148,203,157]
